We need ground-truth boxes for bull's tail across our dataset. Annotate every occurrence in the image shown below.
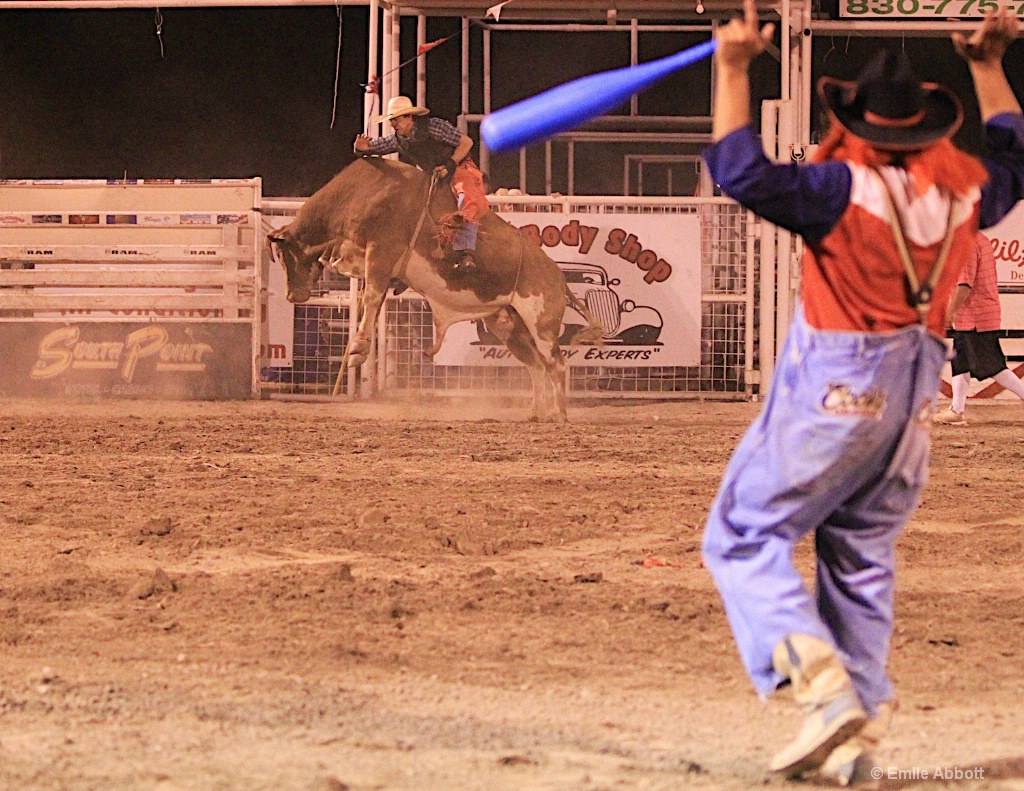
[565,284,605,346]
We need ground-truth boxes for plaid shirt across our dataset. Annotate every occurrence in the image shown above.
[364,116,463,157]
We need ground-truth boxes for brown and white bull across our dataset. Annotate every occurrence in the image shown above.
[268,157,599,422]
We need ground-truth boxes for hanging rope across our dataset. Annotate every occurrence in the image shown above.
[330,5,343,129]
[154,8,165,59]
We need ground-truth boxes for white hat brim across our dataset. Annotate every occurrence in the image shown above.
[372,105,429,125]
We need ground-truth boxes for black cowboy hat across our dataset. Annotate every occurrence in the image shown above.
[819,50,963,150]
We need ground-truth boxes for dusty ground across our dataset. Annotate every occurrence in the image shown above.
[0,396,1022,791]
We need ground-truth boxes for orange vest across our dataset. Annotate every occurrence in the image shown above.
[802,162,979,338]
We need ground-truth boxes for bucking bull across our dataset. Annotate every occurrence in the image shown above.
[268,157,602,422]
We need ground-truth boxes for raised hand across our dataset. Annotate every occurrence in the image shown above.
[716,0,776,69]
[953,7,1019,65]
[353,134,372,153]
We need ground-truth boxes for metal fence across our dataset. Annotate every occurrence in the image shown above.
[260,196,759,400]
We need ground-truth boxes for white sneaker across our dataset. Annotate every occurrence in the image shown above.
[933,408,967,426]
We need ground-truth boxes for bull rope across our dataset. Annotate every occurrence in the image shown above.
[503,231,525,306]
[394,169,442,283]
[331,170,442,397]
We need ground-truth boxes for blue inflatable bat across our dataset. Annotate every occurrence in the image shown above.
[481,39,716,154]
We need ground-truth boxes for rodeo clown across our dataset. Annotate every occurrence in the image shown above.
[700,0,1024,785]
[354,95,489,272]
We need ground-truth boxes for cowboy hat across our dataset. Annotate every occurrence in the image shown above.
[819,50,963,151]
[373,95,429,125]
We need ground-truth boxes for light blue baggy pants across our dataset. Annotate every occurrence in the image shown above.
[452,221,479,252]
[702,309,946,715]
[452,192,479,252]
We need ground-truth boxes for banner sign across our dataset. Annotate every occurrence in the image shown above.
[0,322,253,399]
[433,212,703,367]
[840,0,1019,18]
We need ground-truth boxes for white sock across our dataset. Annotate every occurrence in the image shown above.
[951,373,970,414]
[994,368,1024,401]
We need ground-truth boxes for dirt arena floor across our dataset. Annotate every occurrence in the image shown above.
[1,396,1022,791]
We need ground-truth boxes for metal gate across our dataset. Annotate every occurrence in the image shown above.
[0,179,262,399]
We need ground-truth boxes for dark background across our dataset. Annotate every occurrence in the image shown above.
[1,6,1021,197]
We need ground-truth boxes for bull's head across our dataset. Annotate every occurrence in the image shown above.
[267,231,322,304]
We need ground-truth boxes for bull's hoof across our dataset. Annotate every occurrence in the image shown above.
[528,413,567,424]
[348,353,368,368]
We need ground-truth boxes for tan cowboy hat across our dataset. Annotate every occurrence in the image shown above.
[373,95,429,125]
[819,50,962,151]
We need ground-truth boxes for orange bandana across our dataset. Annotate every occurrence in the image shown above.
[813,124,988,197]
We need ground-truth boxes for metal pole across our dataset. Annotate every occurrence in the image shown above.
[775,100,795,362]
[461,17,470,120]
[376,287,388,396]
[342,279,360,398]
[358,0,379,397]
[630,18,639,116]
[759,99,778,389]
[544,139,552,195]
[567,140,575,197]
[790,27,801,154]
[801,1,813,145]
[476,21,712,32]
[364,0,379,135]
[744,209,757,398]
[416,12,426,107]
[250,188,262,398]
[390,6,400,105]
[781,0,790,101]
[0,0,371,7]
[710,19,718,119]
[382,5,393,134]
[481,25,491,176]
